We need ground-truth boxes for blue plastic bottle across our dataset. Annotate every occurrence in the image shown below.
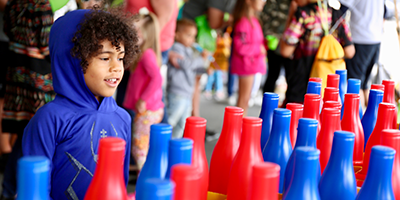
[319,131,356,200]
[282,147,321,200]
[17,156,50,200]
[335,69,347,105]
[283,118,320,193]
[356,146,395,200]
[361,89,383,148]
[136,178,175,200]
[263,108,293,193]
[136,124,172,197]
[344,79,363,119]
[165,138,193,178]
[307,81,322,95]
[259,92,279,150]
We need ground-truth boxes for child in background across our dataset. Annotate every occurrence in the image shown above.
[167,19,207,138]
[204,29,231,101]
[231,0,267,116]
[22,8,139,199]
[123,13,164,170]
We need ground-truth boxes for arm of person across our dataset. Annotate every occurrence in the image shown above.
[0,0,7,12]
[139,50,163,103]
[337,16,355,59]
[171,44,205,70]
[233,20,264,57]
[150,0,175,30]
[207,7,225,29]
[22,109,58,199]
[280,12,304,58]
[123,122,131,186]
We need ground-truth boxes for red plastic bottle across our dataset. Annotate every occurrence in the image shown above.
[341,94,364,166]
[371,84,385,91]
[227,117,263,200]
[171,164,202,200]
[357,103,395,179]
[381,129,400,200]
[320,101,341,123]
[309,77,322,83]
[327,74,340,88]
[209,106,243,195]
[183,117,208,200]
[303,94,321,135]
[286,103,304,148]
[247,162,280,200]
[85,137,129,200]
[323,87,339,103]
[382,80,398,129]
[317,108,342,173]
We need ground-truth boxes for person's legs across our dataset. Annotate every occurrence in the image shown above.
[176,98,192,138]
[346,43,381,107]
[362,43,381,106]
[131,109,164,170]
[1,132,22,199]
[237,75,255,116]
[160,49,171,124]
[204,71,215,92]
[263,50,283,93]
[215,70,224,92]
[192,75,202,117]
[167,93,187,138]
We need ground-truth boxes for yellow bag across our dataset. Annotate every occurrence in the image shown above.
[310,34,345,97]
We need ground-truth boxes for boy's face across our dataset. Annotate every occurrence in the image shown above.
[84,40,125,100]
[175,26,197,47]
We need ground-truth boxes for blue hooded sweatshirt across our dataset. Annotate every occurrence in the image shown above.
[22,10,131,200]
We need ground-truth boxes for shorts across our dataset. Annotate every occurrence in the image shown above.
[346,43,381,89]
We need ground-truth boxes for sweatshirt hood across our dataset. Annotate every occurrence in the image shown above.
[49,9,117,112]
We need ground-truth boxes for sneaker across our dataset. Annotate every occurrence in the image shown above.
[214,92,226,101]
[228,95,236,106]
[248,98,255,107]
[203,91,212,100]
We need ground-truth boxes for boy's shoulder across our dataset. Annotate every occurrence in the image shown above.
[113,106,132,127]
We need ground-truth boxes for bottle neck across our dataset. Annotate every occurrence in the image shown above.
[343,97,360,119]
[184,123,206,152]
[375,107,395,132]
[384,85,395,103]
[304,99,320,119]
[327,136,354,168]
[288,156,319,195]
[260,97,279,118]
[241,122,262,154]
[220,112,242,143]
[97,147,125,177]
[148,131,171,163]
[295,123,317,148]
[270,114,291,141]
[364,154,394,189]
[366,93,383,112]
[320,112,341,140]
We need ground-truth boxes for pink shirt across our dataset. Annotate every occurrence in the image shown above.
[231,17,266,76]
[125,0,178,51]
[123,49,164,112]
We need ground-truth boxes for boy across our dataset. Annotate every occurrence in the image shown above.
[167,19,207,138]
[22,8,139,200]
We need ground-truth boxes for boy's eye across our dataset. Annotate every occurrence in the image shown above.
[100,58,109,61]
[118,58,124,61]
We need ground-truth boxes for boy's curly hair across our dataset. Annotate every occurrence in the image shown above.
[71,6,140,73]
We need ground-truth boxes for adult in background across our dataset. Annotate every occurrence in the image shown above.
[339,0,385,106]
[1,0,55,199]
[260,0,296,96]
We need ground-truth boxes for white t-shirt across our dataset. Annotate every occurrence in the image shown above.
[340,0,385,44]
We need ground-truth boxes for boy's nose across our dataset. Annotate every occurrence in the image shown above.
[110,62,123,72]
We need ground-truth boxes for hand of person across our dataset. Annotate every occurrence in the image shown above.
[207,67,214,75]
[169,51,183,68]
[201,50,210,60]
[260,45,267,55]
[135,99,146,114]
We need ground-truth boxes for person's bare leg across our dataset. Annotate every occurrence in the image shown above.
[0,98,12,154]
[362,89,369,108]
[191,75,202,117]
[237,75,254,117]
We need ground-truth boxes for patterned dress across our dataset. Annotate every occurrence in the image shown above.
[2,0,55,134]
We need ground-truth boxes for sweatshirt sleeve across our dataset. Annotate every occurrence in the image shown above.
[233,18,262,57]
[139,49,163,102]
[123,120,131,186]
[172,43,205,70]
[22,108,59,198]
